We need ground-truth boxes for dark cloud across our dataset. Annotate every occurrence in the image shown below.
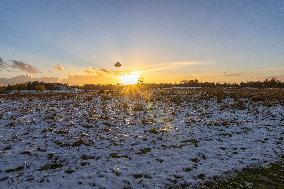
[100,68,111,73]
[10,60,39,74]
[0,57,7,70]
[0,57,40,74]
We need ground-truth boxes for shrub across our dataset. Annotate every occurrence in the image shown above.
[35,85,46,92]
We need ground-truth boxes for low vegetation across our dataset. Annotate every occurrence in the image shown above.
[198,158,284,189]
[1,78,283,94]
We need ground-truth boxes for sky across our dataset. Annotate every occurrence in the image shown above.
[0,0,283,85]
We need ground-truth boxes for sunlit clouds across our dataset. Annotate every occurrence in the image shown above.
[0,55,283,85]
[54,64,65,71]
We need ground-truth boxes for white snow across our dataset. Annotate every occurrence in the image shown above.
[0,89,283,188]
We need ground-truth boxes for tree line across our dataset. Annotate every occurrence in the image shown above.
[0,81,70,93]
[0,78,283,93]
[80,78,284,90]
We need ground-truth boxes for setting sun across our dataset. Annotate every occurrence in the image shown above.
[120,72,141,85]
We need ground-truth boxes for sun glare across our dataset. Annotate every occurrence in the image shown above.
[120,72,140,85]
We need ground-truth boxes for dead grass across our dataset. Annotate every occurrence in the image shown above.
[197,158,284,189]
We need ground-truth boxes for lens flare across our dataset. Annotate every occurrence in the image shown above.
[120,72,140,85]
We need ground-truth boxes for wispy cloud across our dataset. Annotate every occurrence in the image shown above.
[54,64,65,71]
[223,72,243,77]
[82,66,131,76]
[172,61,213,66]
[61,74,113,85]
[140,61,214,73]
[83,67,101,75]
[100,68,111,73]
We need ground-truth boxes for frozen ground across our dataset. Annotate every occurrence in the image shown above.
[0,89,283,188]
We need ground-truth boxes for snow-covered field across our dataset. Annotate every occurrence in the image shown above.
[0,89,283,188]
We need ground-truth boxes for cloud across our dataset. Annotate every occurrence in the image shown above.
[100,68,111,73]
[62,73,114,85]
[77,61,210,78]
[54,64,65,71]
[0,73,113,86]
[110,69,132,76]
[83,67,100,75]
[9,60,39,74]
[73,61,209,79]
[223,72,243,77]
[172,61,214,66]
[63,66,129,85]
[0,57,40,74]
[140,61,214,73]
[0,57,7,70]
[0,75,60,86]
[83,67,118,76]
